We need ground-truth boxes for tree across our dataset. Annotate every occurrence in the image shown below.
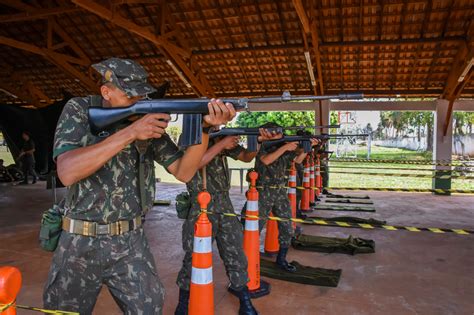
[236,111,316,130]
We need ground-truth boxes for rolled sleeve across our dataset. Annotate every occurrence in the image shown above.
[53,98,90,160]
[153,134,184,169]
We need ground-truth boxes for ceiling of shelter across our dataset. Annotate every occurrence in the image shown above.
[0,0,473,108]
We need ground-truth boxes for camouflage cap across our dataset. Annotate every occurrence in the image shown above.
[92,57,156,97]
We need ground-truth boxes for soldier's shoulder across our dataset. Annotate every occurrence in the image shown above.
[62,96,92,114]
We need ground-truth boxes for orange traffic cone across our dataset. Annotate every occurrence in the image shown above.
[288,161,297,231]
[243,171,270,298]
[309,152,316,206]
[316,154,322,196]
[264,212,279,255]
[189,191,214,315]
[300,156,311,211]
[0,266,22,315]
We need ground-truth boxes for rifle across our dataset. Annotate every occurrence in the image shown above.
[209,127,283,152]
[88,91,363,147]
[284,124,341,131]
[262,134,369,153]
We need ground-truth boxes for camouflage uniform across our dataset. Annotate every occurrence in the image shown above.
[44,58,178,314]
[176,139,249,291]
[295,162,304,209]
[254,146,296,247]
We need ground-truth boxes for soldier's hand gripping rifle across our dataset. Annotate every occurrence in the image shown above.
[88,91,363,147]
[209,127,283,151]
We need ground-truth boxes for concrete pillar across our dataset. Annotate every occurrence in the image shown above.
[315,100,330,188]
[433,99,453,195]
[314,100,330,135]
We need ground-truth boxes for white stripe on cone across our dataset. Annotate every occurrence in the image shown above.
[245,220,259,231]
[247,201,258,211]
[191,267,213,285]
[193,236,212,253]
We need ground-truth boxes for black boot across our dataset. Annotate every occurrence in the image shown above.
[237,286,259,315]
[174,289,189,315]
[276,247,297,272]
[296,209,307,219]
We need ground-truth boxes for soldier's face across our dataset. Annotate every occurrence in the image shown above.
[101,84,143,107]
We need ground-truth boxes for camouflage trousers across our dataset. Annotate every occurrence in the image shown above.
[257,187,293,247]
[176,192,248,291]
[43,228,164,315]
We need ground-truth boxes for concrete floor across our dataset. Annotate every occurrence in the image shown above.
[0,182,473,315]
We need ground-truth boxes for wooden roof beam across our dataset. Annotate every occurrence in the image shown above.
[0,6,81,23]
[0,36,97,93]
[443,42,474,100]
[72,0,214,96]
[292,0,324,94]
[72,0,189,58]
[0,0,36,12]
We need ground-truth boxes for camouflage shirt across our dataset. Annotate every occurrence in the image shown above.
[186,138,243,194]
[53,96,183,223]
[254,146,296,186]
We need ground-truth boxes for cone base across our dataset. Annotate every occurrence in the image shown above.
[249,280,271,298]
[262,251,278,257]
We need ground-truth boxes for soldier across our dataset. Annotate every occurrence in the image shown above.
[253,124,316,272]
[43,57,235,314]
[18,131,38,185]
[175,129,279,315]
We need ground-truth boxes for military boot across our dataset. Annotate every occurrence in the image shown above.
[174,289,189,315]
[276,247,297,272]
[237,286,259,315]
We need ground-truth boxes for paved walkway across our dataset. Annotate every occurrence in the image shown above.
[0,182,473,314]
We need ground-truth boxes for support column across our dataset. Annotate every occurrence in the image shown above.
[315,100,330,188]
[433,99,453,195]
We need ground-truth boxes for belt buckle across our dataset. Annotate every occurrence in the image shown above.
[97,224,108,235]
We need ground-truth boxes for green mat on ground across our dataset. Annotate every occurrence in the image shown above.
[307,215,386,225]
[324,193,370,199]
[260,259,341,287]
[292,234,375,255]
[314,204,376,212]
[324,198,373,205]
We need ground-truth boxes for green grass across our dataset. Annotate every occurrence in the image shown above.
[155,145,474,191]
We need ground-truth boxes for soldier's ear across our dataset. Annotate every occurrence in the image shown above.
[100,85,111,101]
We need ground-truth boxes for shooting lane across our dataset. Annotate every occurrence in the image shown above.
[0,1,473,315]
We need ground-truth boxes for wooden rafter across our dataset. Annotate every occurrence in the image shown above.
[0,6,81,23]
[0,62,52,107]
[292,0,324,94]
[72,0,214,96]
[0,35,97,93]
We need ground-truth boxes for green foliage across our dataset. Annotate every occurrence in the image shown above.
[236,111,316,128]
[167,126,181,144]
